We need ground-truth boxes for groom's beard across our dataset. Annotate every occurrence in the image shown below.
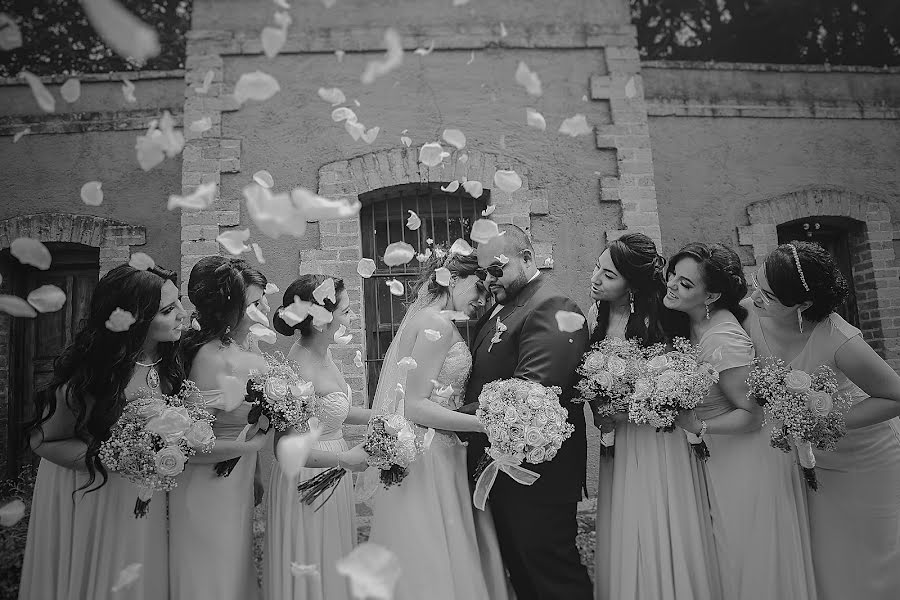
[492,271,528,304]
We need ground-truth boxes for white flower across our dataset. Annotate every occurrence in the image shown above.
[154,446,186,476]
[607,356,627,376]
[527,446,547,463]
[785,370,813,394]
[806,390,833,417]
[647,355,669,372]
[632,378,653,402]
[524,427,548,447]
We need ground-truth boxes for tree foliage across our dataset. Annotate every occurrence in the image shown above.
[633,0,900,66]
[0,1,191,77]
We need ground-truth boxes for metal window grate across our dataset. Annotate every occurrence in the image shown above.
[359,183,489,406]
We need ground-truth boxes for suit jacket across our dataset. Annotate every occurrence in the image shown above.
[459,275,588,504]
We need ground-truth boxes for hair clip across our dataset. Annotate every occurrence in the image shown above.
[787,244,810,292]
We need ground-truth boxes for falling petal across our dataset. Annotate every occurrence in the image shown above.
[526,108,546,131]
[466,51,475,65]
[334,324,353,345]
[514,62,542,96]
[60,78,81,103]
[28,285,66,312]
[11,237,51,270]
[318,87,346,106]
[544,257,554,268]
[458,153,468,164]
[424,329,442,341]
[413,40,435,56]
[406,211,421,231]
[625,77,637,98]
[361,28,403,85]
[418,142,449,167]
[291,187,361,220]
[111,563,143,593]
[167,182,217,211]
[481,205,496,216]
[253,170,275,188]
[0,295,36,318]
[0,499,26,526]
[400,136,412,147]
[273,10,292,28]
[80,181,103,206]
[398,356,417,370]
[290,563,320,578]
[246,303,269,326]
[440,181,460,193]
[274,0,291,8]
[462,180,483,199]
[189,116,212,133]
[361,126,380,144]
[128,252,155,271]
[357,258,377,278]
[313,278,336,305]
[449,239,473,256]
[249,323,277,344]
[194,70,214,94]
[105,308,136,332]
[281,297,311,326]
[261,26,287,58]
[383,242,416,267]
[354,350,363,368]
[335,49,345,62]
[344,119,365,141]
[245,184,299,238]
[434,267,451,287]
[216,229,251,255]
[265,283,279,295]
[497,254,510,265]
[555,310,586,332]
[442,128,466,150]
[233,71,281,104]
[499,22,508,37]
[470,219,500,244]
[558,114,592,137]
[493,170,522,194]
[82,0,160,62]
[252,242,266,264]
[276,424,322,478]
[0,14,22,50]
[13,127,31,143]
[336,543,402,600]
[308,304,334,329]
[439,310,469,321]
[21,71,55,113]
[386,279,404,296]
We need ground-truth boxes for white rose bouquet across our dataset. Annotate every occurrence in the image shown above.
[747,356,850,489]
[574,337,645,457]
[473,378,574,510]
[99,380,216,517]
[628,338,719,460]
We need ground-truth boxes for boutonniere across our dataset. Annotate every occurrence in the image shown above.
[489,318,507,352]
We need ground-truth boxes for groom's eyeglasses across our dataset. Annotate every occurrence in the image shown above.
[475,264,506,281]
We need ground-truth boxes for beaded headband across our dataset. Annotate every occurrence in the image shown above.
[787,244,810,292]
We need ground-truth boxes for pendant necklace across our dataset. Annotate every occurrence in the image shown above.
[136,357,163,390]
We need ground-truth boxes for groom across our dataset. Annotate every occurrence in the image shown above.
[457,225,592,600]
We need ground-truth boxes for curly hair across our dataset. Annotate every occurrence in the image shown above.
[25,263,183,494]
[410,243,481,303]
[272,275,346,337]
[668,242,749,323]
[764,241,849,322]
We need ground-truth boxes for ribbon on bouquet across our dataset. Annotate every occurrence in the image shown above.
[473,448,541,511]
[600,430,615,448]
[794,438,815,469]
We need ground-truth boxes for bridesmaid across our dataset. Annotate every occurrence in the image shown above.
[745,241,900,600]
[264,275,369,600]
[665,242,816,600]
[170,256,272,600]
[591,233,725,600]
[19,263,185,600]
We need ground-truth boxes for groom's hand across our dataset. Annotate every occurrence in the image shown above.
[454,401,479,415]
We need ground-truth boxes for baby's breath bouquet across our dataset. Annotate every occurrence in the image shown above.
[747,357,850,489]
[628,338,720,460]
[574,337,645,457]
[99,381,216,517]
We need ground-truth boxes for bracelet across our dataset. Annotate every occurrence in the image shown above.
[698,420,708,437]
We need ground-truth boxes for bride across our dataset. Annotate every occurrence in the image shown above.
[367,245,510,600]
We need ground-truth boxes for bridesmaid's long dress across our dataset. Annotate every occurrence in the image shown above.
[263,386,356,600]
[168,393,259,600]
[698,318,816,600]
[745,308,900,600]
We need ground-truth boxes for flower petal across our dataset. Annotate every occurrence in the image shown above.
[332,106,357,123]
[418,142,449,167]
[515,61,542,96]
[0,295,36,318]
[336,543,402,600]
[274,0,291,8]
[216,229,251,255]
[449,239,473,256]
[383,242,416,267]
[558,114,592,137]
[466,50,475,65]
[246,303,269,326]
[318,87,346,106]
[312,278,336,305]
[82,0,160,63]
[265,283,279,295]
[261,26,287,59]
[493,169,522,194]
[121,78,136,102]
[555,310,585,332]
[481,205,496,216]
[544,257,554,268]
[526,108,546,131]
[400,135,412,147]
[21,71,55,113]
[189,116,212,133]
[440,181,460,193]
[462,180,483,199]
[334,324,353,345]
[413,40,435,56]
[0,14,22,51]
[249,323,277,344]
[308,304,333,329]
[361,126,380,144]
[80,181,103,206]
[357,258,377,278]
[424,329,441,341]
[291,187,361,221]
[245,184,301,238]
[128,252,155,271]
[290,563,320,578]
[361,28,404,84]
[281,297,311,326]
[386,279,404,296]
[335,49,345,62]
[496,254,509,265]
[168,182,217,211]
[273,10,293,28]
[470,219,500,244]
[0,498,26,526]
[276,425,323,479]
[625,76,637,98]
[253,170,275,189]
[406,211,421,231]
[398,356,417,370]
[111,563,143,593]
[434,267,451,287]
[500,22,508,37]
[233,71,281,104]
[442,128,466,150]
[105,308,136,332]
[13,127,31,143]
[60,78,81,103]
[354,350,364,368]
[11,238,51,270]
[193,70,214,94]
[458,153,468,164]
[252,242,266,264]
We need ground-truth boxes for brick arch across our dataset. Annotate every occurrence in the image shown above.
[0,213,146,276]
[737,187,900,368]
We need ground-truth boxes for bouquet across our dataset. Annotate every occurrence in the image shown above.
[99,381,216,517]
[574,337,646,457]
[473,378,574,510]
[628,338,720,460]
[747,357,850,489]
[215,352,318,477]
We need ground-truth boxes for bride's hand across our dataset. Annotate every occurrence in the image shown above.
[674,409,702,435]
[337,444,369,472]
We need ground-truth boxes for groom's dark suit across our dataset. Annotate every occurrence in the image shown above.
[459,275,592,600]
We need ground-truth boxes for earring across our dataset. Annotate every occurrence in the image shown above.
[705,303,711,320]
[629,291,635,314]
[797,308,804,333]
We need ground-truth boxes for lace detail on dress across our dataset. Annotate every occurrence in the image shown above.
[432,341,471,410]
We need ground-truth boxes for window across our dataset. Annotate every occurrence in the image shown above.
[359,183,489,405]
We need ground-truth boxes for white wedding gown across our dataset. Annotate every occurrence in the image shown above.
[368,340,512,600]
